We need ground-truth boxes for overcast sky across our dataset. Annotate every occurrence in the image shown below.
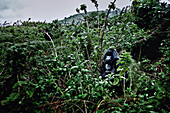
[0,0,169,23]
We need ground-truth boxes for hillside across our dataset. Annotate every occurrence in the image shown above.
[60,8,121,24]
[0,0,169,112]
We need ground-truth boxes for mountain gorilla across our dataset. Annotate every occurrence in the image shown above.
[101,48,119,80]
[100,48,128,82]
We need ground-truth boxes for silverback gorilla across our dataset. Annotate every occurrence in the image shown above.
[100,48,128,82]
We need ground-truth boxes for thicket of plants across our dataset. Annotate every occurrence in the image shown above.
[0,0,169,112]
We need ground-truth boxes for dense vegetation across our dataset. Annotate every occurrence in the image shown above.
[0,0,169,112]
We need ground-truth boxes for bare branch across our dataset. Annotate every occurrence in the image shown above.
[0,68,4,76]
[44,32,58,58]
[132,26,160,45]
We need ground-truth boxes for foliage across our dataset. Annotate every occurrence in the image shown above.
[0,0,169,112]
[132,0,169,29]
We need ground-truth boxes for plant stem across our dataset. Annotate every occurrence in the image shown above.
[123,72,126,98]
[96,7,100,44]
[129,66,132,91]
[99,8,111,67]
[44,32,58,58]
[84,100,87,113]
[95,100,105,113]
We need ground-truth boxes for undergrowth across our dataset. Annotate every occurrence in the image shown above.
[0,0,169,112]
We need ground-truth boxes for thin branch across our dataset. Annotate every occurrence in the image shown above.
[76,47,94,76]
[115,33,122,50]
[97,7,100,44]
[84,100,87,113]
[44,64,65,96]
[95,100,105,113]
[44,32,58,58]
[132,27,160,45]
[91,1,100,44]
[132,22,163,45]
[0,68,4,76]
[85,46,90,61]
[99,0,116,67]
[82,8,95,49]
[99,7,111,67]
[74,104,84,113]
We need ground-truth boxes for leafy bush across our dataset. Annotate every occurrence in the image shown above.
[0,0,169,112]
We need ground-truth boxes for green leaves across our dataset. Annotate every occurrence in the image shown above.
[80,4,87,11]
[26,88,34,98]
[133,0,169,29]
[76,8,80,13]
[108,2,116,10]
[0,0,169,112]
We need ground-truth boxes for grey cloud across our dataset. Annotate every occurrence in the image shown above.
[0,0,24,20]
[0,0,132,23]
[0,14,4,18]
[0,0,23,11]
[0,15,3,18]
[0,0,9,11]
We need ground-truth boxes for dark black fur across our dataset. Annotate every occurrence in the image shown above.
[101,49,120,79]
[100,48,128,81]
